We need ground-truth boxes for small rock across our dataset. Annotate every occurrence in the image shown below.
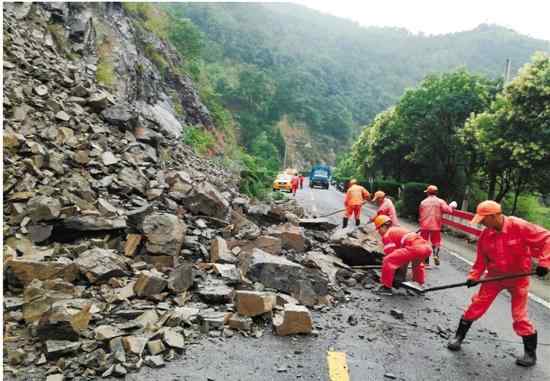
[144,355,165,368]
[134,270,168,297]
[235,290,276,317]
[147,340,166,355]
[94,325,123,340]
[390,309,404,320]
[273,305,313,336]
[162,328,185,349]
[228,313,253,331]
[55,111,71,122]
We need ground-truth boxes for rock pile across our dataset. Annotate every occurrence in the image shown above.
[2,3,384,380]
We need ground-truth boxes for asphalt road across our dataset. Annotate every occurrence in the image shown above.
[129,182,550,381]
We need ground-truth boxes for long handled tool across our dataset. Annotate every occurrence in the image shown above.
[404,271,537,294]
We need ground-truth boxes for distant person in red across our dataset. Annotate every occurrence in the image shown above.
[299,175,304,189]
[419,185,457,266]
[291,175,299,195]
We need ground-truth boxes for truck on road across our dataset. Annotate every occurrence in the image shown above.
[309,164,331,189]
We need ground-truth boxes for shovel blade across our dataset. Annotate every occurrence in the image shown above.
[400,281,424,294]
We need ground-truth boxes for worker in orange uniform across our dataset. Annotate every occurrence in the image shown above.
[373,215,432,295]
[419,185,457,266]
[370,191,399,226]
[291,175,299,195]
[343,179,370,228]
[447,200,550,367]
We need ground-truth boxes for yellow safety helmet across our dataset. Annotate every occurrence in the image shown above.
[373,215,392,230]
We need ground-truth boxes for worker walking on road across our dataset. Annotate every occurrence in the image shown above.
[419,185,457,266]
[343,179,370,228]
[370,191,400,226]
[447,200,550,367]
[291,175,299,195]
[373,215,432,295]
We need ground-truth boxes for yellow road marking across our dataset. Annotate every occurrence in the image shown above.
[327,351,350,381]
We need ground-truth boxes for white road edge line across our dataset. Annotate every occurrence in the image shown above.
[445,249,550,310]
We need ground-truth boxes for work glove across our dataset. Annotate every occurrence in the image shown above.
[449,201,458,208]
[465,278,479,288]
[536,266,549,277]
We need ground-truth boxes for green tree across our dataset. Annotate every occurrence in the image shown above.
[463,52,550,210]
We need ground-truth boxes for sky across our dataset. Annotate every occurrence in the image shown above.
[293,0,550,41]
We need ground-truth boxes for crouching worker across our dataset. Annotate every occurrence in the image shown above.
[374,215,432,295]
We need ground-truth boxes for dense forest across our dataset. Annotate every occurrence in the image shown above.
[163,2,548,166]
[124,3,549,220]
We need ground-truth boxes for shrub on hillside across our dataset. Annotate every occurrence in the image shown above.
[372,180,401,198]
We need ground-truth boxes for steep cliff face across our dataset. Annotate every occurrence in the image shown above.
[4,2,216,141]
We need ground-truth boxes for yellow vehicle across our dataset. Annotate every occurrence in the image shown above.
[272,173,293,192]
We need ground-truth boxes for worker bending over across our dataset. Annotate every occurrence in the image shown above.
[447,200,550,367]
[374,215,431,295]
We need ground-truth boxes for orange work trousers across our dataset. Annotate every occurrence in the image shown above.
[381,244,431,288]
[463,278,535,336]
[345,205,362,219]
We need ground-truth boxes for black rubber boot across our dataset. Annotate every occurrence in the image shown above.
[355,218,360,226]
[516,332,537,367]
[447,317,473,351]
[433,247,441,266]
[342,218,348,228]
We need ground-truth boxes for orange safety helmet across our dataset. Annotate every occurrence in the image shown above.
[372,191,385,202]
[349,179,357,185]
[424,185,438,194]
[471,200,502,225]
[373,215,392,230]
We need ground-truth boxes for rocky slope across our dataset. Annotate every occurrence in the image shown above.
[3,3,385,380]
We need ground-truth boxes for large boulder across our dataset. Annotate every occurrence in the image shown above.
[330,234,383,266]
[74,248,130,284]
[304,251,349,284]
[143,213,186,256]
[100,104,137,129]
[183,182,230,221]
[267,223,307,252]
[26,196,61,222]
[56,216,126,231]
[241,249,329,306]
[6,259,78,286]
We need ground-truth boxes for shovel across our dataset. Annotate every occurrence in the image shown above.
[404,271,538,294]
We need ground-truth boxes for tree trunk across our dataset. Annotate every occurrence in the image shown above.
[488,166,497,200]
[511,175,524,215]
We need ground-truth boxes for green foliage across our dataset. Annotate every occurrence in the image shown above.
[96,36,115,87]
[372,180,402,199]
[167,18,203,60]
[400,182,430,219]
[144,44,169,72]
[162,3,548,155]
[47,23,76,60]
[96,61,115,87]
[507,195,550,229]
[463,52,550,202]
[183,126,215,155]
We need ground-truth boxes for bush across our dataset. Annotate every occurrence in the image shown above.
[182,126,215,155]
[96,61,115,87]
[372,180,402,198]
[400,182,429,219]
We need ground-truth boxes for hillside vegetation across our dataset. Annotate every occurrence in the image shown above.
[163,3,548,166]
